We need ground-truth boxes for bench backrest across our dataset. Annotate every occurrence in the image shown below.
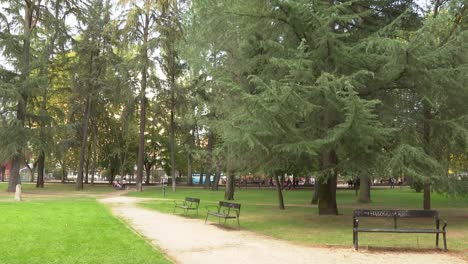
[185,197,200,203]
[353,209,439,219]
[219,201,241,209]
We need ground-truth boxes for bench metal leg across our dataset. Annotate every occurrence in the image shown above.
[354,232,359,250]
[436,233,439,248]
[205,214,209,224]
[237,217,240,230]
[443,232,447,251]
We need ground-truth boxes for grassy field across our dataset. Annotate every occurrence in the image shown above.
[128,186,468,255]
[0,183,171,264]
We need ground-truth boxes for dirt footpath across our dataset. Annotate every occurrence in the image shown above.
[100,196,466,264]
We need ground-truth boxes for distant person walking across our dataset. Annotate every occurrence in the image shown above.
[122,177,127,190]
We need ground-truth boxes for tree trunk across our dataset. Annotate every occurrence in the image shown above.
[7,155,21,192]
[224,159,234,200]
[85,149,90,184]
[204,132,214,189]
[61,162,67,183]
[170,103,176,191]
[0,166,5,182]
[198,168,204,186]
[136,9,150,192]
[136,78,147,192]
[8,10,31,192]
[311,178,319,204]
[36,151,45,188]
[76,95,92,191]
[318,150,338,215]
[187,152,193,186]
[213,168,221,191]
[145,163,151,185]
[90,136,97,185]
[423,182,431,210]
[273,173,285,210]
[422,100,432,210]
[357,174,371,203]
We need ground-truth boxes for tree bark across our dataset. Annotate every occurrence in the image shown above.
[7,155,21,192]
[145,162,151,185]
[204,132,214,189]
[90,134,97,185]
[273,173,285,210]
[136,8,151,192]
[318,150,338,215]
[311,177,319,204]
[224,159,235,200]
[187,152,193,186]
[358,174,371,203]
[213,166,221,191]
[170,98,176,191]
[8,2,33,192]
[423,182,431,210]
[61,162,67,183]
[0,166,5,182]
[76,95,92,191]
[36,151,45,188]
[422,100,432,209]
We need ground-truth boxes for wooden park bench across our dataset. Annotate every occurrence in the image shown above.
[353,209,447,251]
[205,201,241,229]
[173,197,200,216]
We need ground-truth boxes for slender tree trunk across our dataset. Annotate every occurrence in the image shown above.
[7,155,21,192]
[145,163,151,185]
[36,151,45,188]
[61,161,67,183]
[187,152,193,186]
[0,166,5,182]
[225,158,234,200]
[85,150,90,184]
[90,134,97,185]
[204,132,214,189]
[187,127,194,186]
[136,9,150,192]
[170,100,176,191]
[422,101,432,209]
[311,177,319,204]
[358,174,371,203]
[198,168,204,186]
[8,4,32,192]
[273,173,285,210]
[423,182,431,210]
[213,166,221,191]
[76,95,92,191]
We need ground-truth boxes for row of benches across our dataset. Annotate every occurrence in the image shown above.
[174,197,241,229]
[173,197,449,250]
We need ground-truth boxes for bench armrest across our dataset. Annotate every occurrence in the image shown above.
[174,200,186,206]
[354,218,359,228]
[442,220,447,231]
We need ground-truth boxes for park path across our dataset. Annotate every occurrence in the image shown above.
[99,196,466,264]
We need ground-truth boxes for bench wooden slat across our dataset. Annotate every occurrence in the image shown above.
[356,228,444,233]
[173,197,200,216]
[353,209,447,251]
[205,201,241,229]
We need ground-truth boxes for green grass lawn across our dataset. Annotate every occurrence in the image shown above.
[0,182,115,194]
[128,186,468,254]
[0,187,171,264]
